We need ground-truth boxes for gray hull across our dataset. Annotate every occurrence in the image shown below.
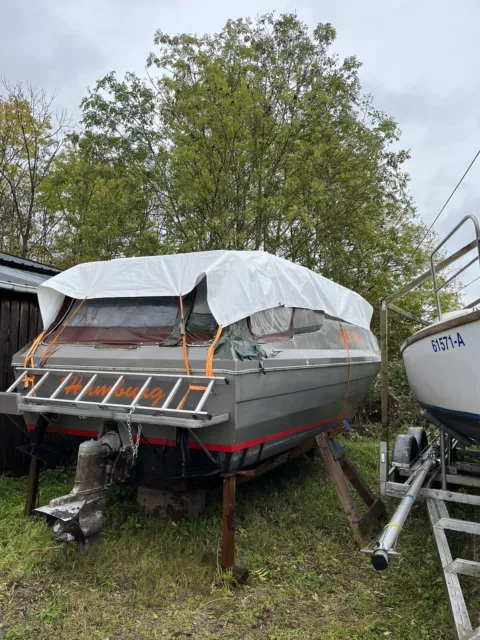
[13,317,380,478]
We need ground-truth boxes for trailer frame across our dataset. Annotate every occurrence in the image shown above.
[379,215,480,639]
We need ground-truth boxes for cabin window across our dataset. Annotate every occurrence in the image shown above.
[293,309,325,334]
[46,296,180,345]
[248,307,293,342]
[68,297,179,328]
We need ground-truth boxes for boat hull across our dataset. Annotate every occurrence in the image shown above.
[402,310,480,444]
[12,317,380,479]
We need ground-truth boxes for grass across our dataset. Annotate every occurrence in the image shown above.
[0,436,478,639]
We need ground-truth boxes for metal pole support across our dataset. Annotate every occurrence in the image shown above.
[221,474,236,570]
[24,415,48,516]
[440,431,448,491]
[25,457,40,516]
[380,300,389,495]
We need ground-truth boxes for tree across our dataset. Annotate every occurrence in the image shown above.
[43,132,161,268]
[0,78,70,260]
[76,14,458,350]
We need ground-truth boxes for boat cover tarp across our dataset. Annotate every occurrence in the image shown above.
[37,251,373,330]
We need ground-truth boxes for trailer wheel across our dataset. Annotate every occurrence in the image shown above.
[392,434,419,468]
[407,427,428,453]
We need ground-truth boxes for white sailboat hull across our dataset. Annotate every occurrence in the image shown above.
[401,310,480,443]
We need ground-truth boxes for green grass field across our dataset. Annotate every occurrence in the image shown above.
[0,437,477,639]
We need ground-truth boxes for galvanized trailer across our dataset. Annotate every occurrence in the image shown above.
[366,216,480,640]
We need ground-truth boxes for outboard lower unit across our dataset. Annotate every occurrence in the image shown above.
[35,428,132,546]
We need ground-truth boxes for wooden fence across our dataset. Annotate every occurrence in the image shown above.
[0,291,42,474]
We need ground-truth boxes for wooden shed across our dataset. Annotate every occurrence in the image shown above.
[0,252,59,474]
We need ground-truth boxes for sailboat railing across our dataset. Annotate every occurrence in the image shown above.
[430,214,480,320]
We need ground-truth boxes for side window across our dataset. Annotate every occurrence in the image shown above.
[249,307,293,342]
[293,309,325,334]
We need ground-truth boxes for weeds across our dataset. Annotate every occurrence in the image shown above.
[0,436,476,639]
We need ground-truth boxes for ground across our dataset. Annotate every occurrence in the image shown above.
[0,436,478,640]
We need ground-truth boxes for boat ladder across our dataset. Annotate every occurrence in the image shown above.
[2,367,230,428]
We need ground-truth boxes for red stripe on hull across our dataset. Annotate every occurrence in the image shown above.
[25,408,354,453]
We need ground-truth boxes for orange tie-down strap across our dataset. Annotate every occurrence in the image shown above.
[23,298,88,389]
[176,320,223,410]
[206,325,223,377]
[23,330,46,389]
[339,322,352,410]
[179,295,191,377]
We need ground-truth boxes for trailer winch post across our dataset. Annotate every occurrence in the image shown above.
[379,300,389,496]
[439,430,447,491]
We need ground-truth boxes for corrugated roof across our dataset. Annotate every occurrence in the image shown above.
[0,252,59,276]
[0,253,60,294]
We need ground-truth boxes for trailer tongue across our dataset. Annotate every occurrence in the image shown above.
[369,447,437,570]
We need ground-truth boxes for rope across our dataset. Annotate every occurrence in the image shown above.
[413,149,480,255]
[38,298,87,369]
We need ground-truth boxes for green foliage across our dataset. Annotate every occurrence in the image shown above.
[0,16,461,353]
[0,439,472,639]
[43,132,161,268]
[79,13,459,350]
[0,79,70,260]
[369,360,410,396]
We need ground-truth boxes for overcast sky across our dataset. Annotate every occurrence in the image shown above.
[3,0,480,300]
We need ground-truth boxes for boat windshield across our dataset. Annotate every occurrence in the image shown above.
[45,297,180,345]
[44,278,219,346]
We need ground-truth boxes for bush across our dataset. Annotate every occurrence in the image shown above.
[354,361,423,433]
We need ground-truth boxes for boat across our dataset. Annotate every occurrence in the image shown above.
[402,307,480,444]
[401,215,480,446]
[0,250,380,542]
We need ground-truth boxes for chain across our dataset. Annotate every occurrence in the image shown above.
[126,407,142,459]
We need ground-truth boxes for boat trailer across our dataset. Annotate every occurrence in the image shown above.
[367,224,480,640]
[365,420,480,640]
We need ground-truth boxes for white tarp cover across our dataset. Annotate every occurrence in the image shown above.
[37,250,373,330]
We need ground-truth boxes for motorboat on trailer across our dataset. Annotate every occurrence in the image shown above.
[401,215,480,446]
[0,250,380,543]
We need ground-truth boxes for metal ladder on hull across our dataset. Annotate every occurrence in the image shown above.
[4,367,230,428]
